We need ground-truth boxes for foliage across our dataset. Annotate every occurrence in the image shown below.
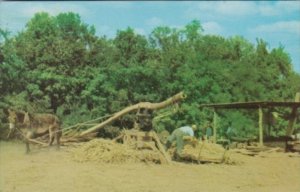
[0,13,299,138]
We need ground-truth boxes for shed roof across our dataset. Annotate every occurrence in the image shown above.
[199,101,300,109]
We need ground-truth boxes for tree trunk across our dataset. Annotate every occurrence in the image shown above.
[80,92,186,137]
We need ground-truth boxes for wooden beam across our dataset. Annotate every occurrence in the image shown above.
[258,106,263,146]
[200,101,300,109]
[213,110,218,143]
[286,92,300,136]
[151,131,172,164]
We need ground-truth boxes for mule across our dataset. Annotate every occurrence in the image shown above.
[8,109,62,153]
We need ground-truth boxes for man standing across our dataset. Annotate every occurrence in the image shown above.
[165,125,197,157]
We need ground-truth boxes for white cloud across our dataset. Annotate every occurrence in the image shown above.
[146,17,163,27]
[258,5,278,16]
[214,2,257,16]
[253,21,300,35]
[93,1,133,9]
[186,1,258,19]
[274,1,300,14]
[134,28,146,36]
[186,1,300,19]
[258,1,300,16]
[202,22,223,35]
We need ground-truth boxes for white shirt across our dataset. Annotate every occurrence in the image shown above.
[178,126,194,136]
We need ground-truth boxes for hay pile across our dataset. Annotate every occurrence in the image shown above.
[71,139,162,164]
[180,141,233,164]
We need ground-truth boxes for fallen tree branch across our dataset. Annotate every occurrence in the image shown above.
[80,92,186,137]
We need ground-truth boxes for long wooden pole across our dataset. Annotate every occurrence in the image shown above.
[258,106,263,146]
[151,131,172,164]
[213,109,218,143]
[80,92,186,137]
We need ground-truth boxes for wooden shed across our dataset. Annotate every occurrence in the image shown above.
[200,93,300,146]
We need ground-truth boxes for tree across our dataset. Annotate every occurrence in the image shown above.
[13,12,97,113]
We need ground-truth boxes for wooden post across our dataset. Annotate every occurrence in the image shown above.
[286,92,300,136]
[213,109,218,143]
[258,106,263,146]
[267,109,272,137]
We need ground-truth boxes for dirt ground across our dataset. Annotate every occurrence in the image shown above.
[1,141,300,192]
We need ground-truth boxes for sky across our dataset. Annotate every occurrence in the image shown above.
[0,1,300,73]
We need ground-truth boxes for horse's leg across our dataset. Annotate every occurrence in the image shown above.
[25,131,34,154]
[55,127,62,150]
[25,139,30,154]
[48,126,55,146]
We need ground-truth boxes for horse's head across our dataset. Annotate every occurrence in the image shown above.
[7,109,30,129]
[7,109,32,139]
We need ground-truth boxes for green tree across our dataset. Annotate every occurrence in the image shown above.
[13,12,97,113]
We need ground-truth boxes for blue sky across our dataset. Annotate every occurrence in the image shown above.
[1,1,300,73]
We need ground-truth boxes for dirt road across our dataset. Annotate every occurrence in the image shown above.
[1,141,300,192]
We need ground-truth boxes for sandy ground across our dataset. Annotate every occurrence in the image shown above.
[1,141,300,192]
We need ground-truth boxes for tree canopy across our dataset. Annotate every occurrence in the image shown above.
[1,12,299,137]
